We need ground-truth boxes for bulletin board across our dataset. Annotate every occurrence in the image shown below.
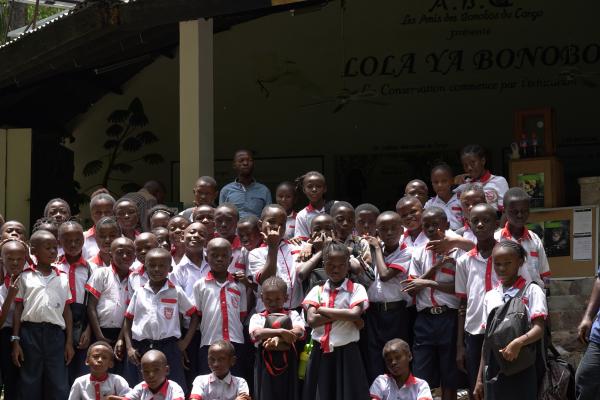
[527,206,598,278]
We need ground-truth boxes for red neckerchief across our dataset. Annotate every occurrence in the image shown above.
[470,170,492,184]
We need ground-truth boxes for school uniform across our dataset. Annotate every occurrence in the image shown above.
[369,373,433,400]
[454,170,509,211]
[82,227,99,261]
[15,265,73,400]
[193,272,247,376]
[0,274,19,400]
[124,379,185,400]
[398,229,427,349]
[301,278,370,400]
[68,373,130,400]
[128,266,149,295]
[294,204,325,240]
[248,240,303,313]
[409,245,461,389]
[482,276,547,400]
[249,309,305,400]
[227,236,247,275]
[424,194,464,231]
[365,243,412,381]
[458,223,478,244]
[170,254,209,386]
[494,222,551,287]
[87,252,110,269]
[85,264,130,375]
[285,211,297,239]
[124,279,197,393]
[189,372,250,400]
[454,245,532,390]
[56,255,95,383]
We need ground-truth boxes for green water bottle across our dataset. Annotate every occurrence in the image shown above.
[298,339,313,380]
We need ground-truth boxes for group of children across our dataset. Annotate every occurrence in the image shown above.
[0,144,552,400]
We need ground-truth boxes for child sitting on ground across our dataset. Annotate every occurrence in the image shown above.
[190,340,251,400]
[68,341,130,399]
[369,338,433,400]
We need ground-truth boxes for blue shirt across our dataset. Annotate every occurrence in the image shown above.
[219,179,272,218]
[589,266,600,344]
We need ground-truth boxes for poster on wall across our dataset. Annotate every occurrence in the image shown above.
[518,173,545,208]
[543,220,570,257]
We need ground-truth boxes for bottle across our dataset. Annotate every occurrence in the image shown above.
[519,133,528,158]
[531,132,538,157]
[298,340,313,380]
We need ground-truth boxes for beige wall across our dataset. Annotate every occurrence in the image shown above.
[68,0,600,210]
[0,129,32,228]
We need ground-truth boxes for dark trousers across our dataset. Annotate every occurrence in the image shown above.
[576,340,600,400]
[99,327,125,376]
[132,338,187,393]
[365,303,409,382]
[199,342,246,377]
[182,329,201,392]
[0,327,20,400]
[68,303,89,385]
[464,332,485,393]
[20,322,69,400]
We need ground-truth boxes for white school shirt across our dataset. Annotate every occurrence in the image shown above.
[369,373,433,400]
[454,171,509,211]
[424,194,464,231]
[170,254,210,329]
[15,265,73,329]
[482,276,548,330]
[285,211,297,239]
[124,280,197,341]
[302,278,369,353]
[85,265,129,329]
[399,230,428,251]
[455,246,532,335]
[68,373,130,400]
[367,243,412,303]
[408,245,460,311]
[0,275,16,328]
[87,252,110,269]
[228,236,247,275]
[193,272,247,346]
[82,227,99,261]
[128,267,149,299]
[248,241,303,312]
[248,309,306,346]
[294,203,325,240]
[124,379,185,400]
[494,223,551,287]
[189,373,250,400]
[460,224,478,244]
[55,255,95,305]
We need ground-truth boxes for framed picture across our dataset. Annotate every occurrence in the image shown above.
[527,206,598,278]
[514,107,555,157]
[509,157,564,208]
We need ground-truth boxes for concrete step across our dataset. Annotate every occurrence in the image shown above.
[549,277,595,297]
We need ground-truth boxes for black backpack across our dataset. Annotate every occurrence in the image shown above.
[537,337,576,400]
[484,282,538,379]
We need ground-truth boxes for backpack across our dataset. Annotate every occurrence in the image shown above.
[537,340,576,400]
[484,282,537,379]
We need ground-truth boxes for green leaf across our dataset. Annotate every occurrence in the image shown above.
[128,98,148,127]
[106,124,123,137]
[128,98,144,114]
[121,182,141,193]
[136,131,158,144]
[112,163,133,173]
[122,137,142,152]
[142,153,164,164]
[83,160,103,176]
[103,140,119,150]
[107,109,130,123]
